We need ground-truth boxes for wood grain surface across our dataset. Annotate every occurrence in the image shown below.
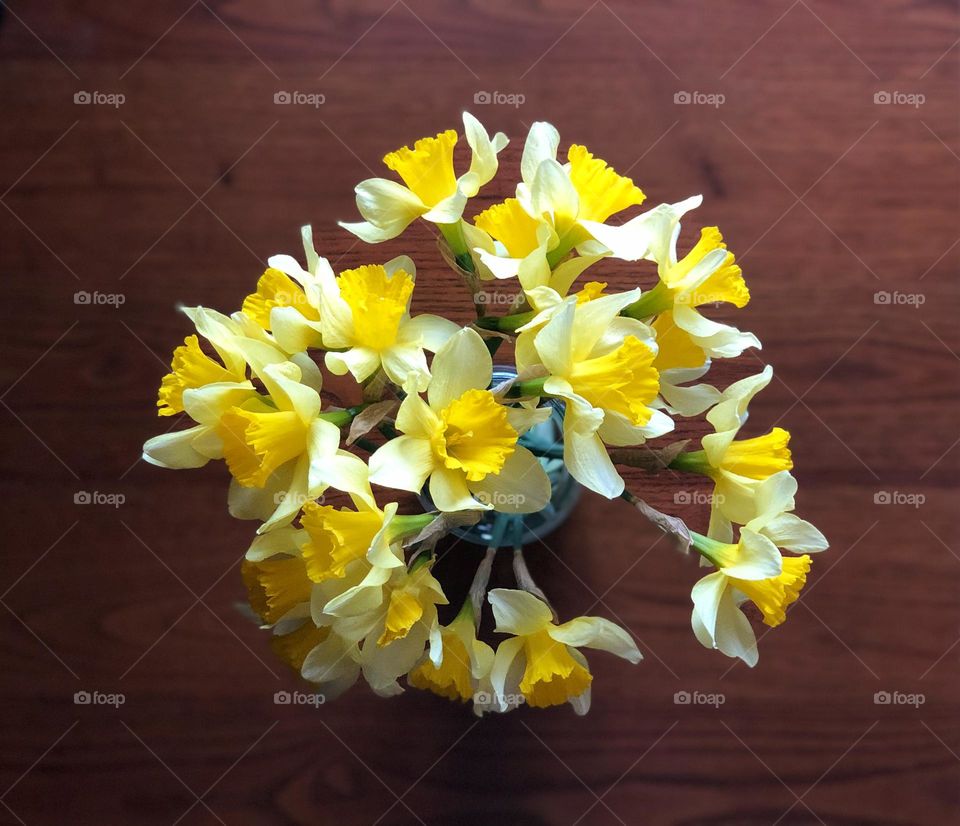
[1,1,959,823]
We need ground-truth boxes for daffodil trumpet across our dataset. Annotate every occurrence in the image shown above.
[144,114,827,712]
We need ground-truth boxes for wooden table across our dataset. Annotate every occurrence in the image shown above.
[1,1,958,823]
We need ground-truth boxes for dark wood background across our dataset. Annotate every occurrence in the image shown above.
[2,1,958,823]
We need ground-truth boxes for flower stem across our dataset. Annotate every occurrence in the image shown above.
[622,281,673,320]
[318,403,369,428]
[505,376,548,399]
[475,310,535,334]
[438,221,474,273]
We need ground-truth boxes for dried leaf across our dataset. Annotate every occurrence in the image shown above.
[403,510,482,549]
[631,496,692,554]
[346,399,398,446]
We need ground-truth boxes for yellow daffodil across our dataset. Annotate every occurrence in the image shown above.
[369,328,551,512]
[671,366,793,534]
[408,604,494,705]
[515,121,646,263]
[242,225,327,353]
[144,307,267,470]
[464,122,641,287]
[466,197,607,298]
[645,310,722,417]
[487,589,640,713]
[217,352,369,532]
[316,255,458,390]
[624,229,758,361]
[339,559,449,697]
[517,292,673,498]
[340,112,508,243]
[689,471,827,665]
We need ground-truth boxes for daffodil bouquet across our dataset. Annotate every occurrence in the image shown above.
[143,114,828,715]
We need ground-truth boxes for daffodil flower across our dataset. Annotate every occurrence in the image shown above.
[467,197,607,297]
[369,327,552,512]
[407,603,494,705]
[144,307,271,470]
[517,291,673,498]
[316,255,458,391]
[242,553,364,699]
[320,557,449,697]
[671,366,793,534]
[514,121,647,265]
[242,225,328,353]
[339,112,508,244]
[487,589,641,713]
[647,310,721,416]
[621,221,759,361]
[217,349,369,532]
[689,472,827,665]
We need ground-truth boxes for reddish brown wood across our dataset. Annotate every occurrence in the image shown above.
[1,1,958,823]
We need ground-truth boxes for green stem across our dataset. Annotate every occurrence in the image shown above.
[476,310,535,334]
[505,376,548,399]
[318,403,369,428]
[668,449,711,475]
[687,530,727,567]
[391,512,436,538]
[438,221,475,273]
[622,281,673,320]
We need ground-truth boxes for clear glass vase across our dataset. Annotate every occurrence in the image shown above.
[418,367,581,547]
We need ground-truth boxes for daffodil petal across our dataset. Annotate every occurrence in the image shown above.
[427,328,492,411]
[468,445,551,514]
[369,435,435,492]
[549,617,641,664]
[488,588,552,635]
